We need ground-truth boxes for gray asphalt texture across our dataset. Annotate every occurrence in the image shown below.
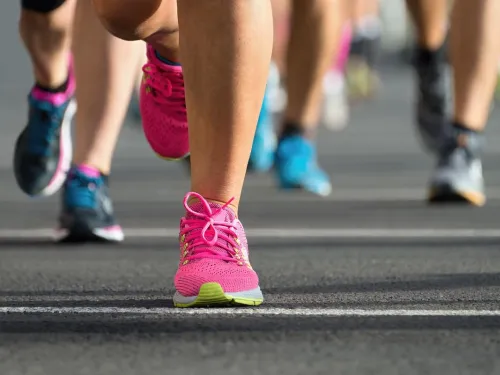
[2,3,500,375]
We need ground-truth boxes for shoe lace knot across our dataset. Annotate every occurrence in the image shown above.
[179,192,244,265]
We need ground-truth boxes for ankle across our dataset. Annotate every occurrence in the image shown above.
[187,196,238,216]
[415,42,447,65]
[73,163,104,178]
[452,121,482,134]
[279,121,315,141]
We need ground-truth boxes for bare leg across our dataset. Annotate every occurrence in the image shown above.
[284,0,344,129]
[406,0,450,154]
[178,0,272,209]
[14,0,77,197]
[274,0,344,197]
[450,0,500,130]
[19,0,76,88]
[176,0,271,307]
[271,0,291,75]
[427,0,500,206]
[54,0,146,243]
[92,0,272,307]
[72,0,145,174]
[406,0,448,50]
[93,0,179,61]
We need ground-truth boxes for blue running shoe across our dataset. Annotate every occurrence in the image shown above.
[249,85,276,172]
[275,135,332,196]
[13,78,76,197]
[54,167,124,243]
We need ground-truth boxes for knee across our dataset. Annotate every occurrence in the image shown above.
[92,0,172,41]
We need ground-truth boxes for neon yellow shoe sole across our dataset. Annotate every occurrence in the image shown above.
[173,282,264,308]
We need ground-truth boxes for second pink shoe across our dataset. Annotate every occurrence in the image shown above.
[140,44,189,160]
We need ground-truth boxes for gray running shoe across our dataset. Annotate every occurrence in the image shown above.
[428,131,485,206]
[413,46,452,154]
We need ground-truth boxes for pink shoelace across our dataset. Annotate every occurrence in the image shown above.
[142,61,186,116]
[180,192,240,263]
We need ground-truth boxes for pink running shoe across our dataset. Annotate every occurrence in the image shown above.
[173,192,263,308]
[140,45,189,160]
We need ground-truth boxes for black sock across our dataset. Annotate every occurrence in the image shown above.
[350,36,367,59]
[279,121,308,142]
[452,121,480,135]
[35,76,69,93]
[450,121,484,151]
[415,41,447,65]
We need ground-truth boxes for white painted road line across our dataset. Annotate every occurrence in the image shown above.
[20,187,500,202]
[1,307,500,317]
[1,228,500,239]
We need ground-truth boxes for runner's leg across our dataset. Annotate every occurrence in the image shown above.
[428,0,500,206]
[55,0,145,242]
[92,0,272,306]
[405,0,450,152]
[14,0,76,196]
[275,0,345,196]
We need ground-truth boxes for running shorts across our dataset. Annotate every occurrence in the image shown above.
[21,0,66,13]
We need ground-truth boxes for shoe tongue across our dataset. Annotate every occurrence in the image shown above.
[185,200,237,259]
[186,200,236,222]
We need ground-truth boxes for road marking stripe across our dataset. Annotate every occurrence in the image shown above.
[1,307,500,316]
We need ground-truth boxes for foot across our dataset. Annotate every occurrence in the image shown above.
[322,69,350,131]
[13,65,76,197]
[346,30,381,101]
[140,45,189,160]
[275,135,332,197]
[428,129,485,206]
[173,193,263,308]
[54,166,124,243]
[345,59,380,101]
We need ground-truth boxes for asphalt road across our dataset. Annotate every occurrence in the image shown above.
[2,3,500,375]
